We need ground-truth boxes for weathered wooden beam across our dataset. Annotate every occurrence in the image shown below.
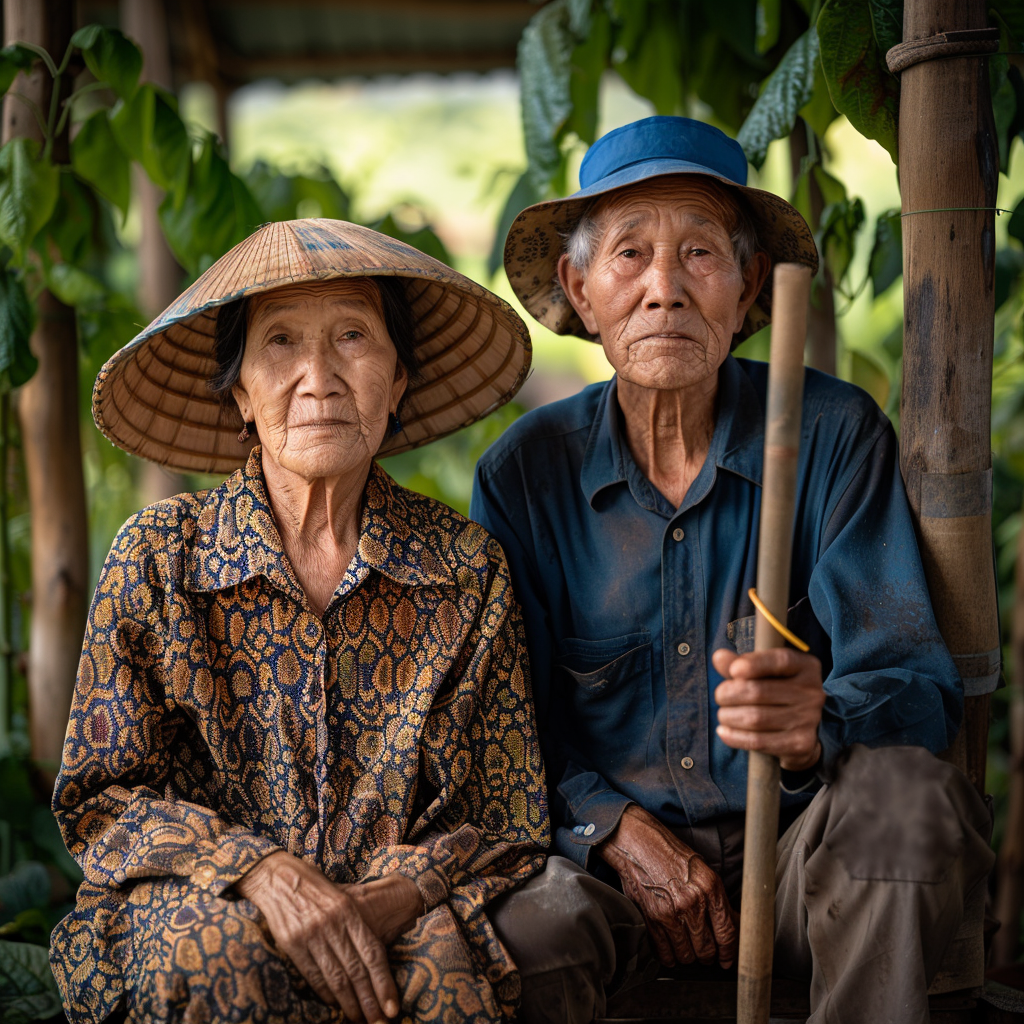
[896,0,999,797]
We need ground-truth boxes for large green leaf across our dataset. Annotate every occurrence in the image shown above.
[47,171,95,265]
[45,264,105,311]
[0,940,61,1024]
[71,111,130,217]
[819,194,865,285]
[110,84,190,199]
[0,864,49,926]
[868,208,902,297]
[798,53,839,139]
[0,271,36,388]
[566,7,610,145]
[867,0,902,56]
[159,137,262,277]
[818,0,899,162]
[518,0,589,194]
[373,213,453,267]
[71,25,142,101]
[738,28,819,169]
[756,0,782,55]
[0,45,36,97]
[614,2,684,116]
[0,140,59,264]
[292,172,350,221]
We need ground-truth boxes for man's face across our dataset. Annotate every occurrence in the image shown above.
[558,178,767,391]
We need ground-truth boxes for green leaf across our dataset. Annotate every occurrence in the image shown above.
[849,348,890,409]
[867,0,902,56]
[291,172,350,221]
[45,264,105,310]
[0,940,62,1024]
[47,171,94,264]
[0,140,58,264]
[798,53,839,139]
[110,84,190,199]
[613,2,683,116]
[567,7,611,145]
[158,136,262,277]
[819,194,865,285]
[738,29,820,170]
[0,271,36,388]
[71,111,131,217]
[995,247,1024,311]
[71,25,142,100]
[518,0,587,194]
[0,45,37,97]
[868,208,902,297]
[694,34,762,133]
[0,863,49,925]
[818,0,900,162]
[373,213,452,267]
[487,170,543,278]
[1009,195,1024,246]
[990,0,1024,47]
[756,0,781,54]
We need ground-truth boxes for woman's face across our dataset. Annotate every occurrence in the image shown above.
[231,279,408,482]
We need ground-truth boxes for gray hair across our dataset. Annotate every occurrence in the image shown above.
[562,187,761,275]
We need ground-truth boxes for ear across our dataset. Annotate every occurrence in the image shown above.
[733,251,771,335]
[390,359,409,414]
[557,254,601,336]
[231,382,253,425]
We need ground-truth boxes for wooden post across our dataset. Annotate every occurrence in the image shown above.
[2,0,87,787]
[789,120,836,376]
[896,0,999,797]
[121,0,187,505]
[737,263,812,1024]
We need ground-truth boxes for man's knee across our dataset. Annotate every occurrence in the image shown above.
[489,857,645,1024]
[823,744,993,884]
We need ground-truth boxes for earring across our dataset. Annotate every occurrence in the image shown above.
[237,423,250,444]
[389,413,403,437]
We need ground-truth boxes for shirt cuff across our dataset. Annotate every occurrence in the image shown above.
[554,787,634,869]
[195,830,282,896]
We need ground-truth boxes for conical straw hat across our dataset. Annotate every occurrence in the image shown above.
[93,219,532,474]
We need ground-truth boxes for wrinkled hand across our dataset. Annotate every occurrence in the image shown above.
[236,851,422,1023]
[598,804,738,968]
[712,647,824,772]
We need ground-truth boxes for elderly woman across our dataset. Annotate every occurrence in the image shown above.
[50,220,548,1024]
[471,117,994,1024]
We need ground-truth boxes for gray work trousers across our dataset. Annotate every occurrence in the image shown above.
[488,745,995,1024]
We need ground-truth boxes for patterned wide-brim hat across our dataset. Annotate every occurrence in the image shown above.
[504,116,818,342]
[94,219,532,474]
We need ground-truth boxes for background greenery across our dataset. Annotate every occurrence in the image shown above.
[0,0,1023,1016]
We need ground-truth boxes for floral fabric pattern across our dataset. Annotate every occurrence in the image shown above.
[49,447,549,1024]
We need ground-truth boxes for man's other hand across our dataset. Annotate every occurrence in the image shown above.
[597,804,738,969]
[711,648,824,772]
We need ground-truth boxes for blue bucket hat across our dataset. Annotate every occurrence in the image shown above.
[504,115,818,342]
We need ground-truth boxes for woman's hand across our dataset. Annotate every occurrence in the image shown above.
[349,873,424,946]
[598,804,738,968]
[236,851,411,1023]
[712,648,825,772]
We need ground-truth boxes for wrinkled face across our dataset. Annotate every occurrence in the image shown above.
[559,178,768,391]
[231,279,408,481]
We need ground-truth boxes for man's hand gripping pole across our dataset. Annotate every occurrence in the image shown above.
[736,263,812,1024]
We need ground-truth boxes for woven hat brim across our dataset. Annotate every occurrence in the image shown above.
[503,169,819,341]
[93,219,532,474]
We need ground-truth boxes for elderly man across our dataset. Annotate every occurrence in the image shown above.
[472,117,994,1024]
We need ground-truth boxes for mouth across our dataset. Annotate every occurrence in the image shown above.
[291,419,355,430]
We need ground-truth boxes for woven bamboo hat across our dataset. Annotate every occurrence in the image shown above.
[504,116,818,342]
[93,219,532,474]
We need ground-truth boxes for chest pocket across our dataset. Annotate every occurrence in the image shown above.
[556,632,653,773]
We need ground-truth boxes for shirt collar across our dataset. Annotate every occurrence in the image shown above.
[580,356,765,512]
[186,446,453,596]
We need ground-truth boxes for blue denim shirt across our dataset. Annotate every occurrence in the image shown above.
[470,356,963,867]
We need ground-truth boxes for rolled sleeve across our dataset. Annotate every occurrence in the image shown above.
[554,766,634,866]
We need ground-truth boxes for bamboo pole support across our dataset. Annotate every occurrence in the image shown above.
[736,263,812,1024]
[897,0,999,797]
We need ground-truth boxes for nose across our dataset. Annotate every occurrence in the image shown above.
[298,337,344,398]
[643,249,689,311]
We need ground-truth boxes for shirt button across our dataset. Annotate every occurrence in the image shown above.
[583,823,596,836]
[672,527,685,541]
[681,756,694,770]
[677,642,690,656]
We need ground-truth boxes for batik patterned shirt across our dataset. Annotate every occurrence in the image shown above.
[50,447,548,1023]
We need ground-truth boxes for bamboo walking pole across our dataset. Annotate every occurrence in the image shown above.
[736,262,812,1024]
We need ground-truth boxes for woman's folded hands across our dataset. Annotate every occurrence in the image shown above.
[235,850,424,1024]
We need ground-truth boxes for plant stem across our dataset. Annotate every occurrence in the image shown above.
[54,80,110,138]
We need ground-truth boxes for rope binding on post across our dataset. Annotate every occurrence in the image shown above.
[886,27,999,75]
